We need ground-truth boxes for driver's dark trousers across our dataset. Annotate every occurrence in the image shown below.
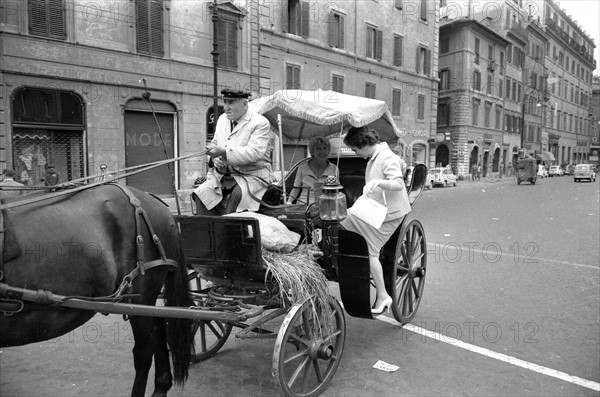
[193,182,242,216]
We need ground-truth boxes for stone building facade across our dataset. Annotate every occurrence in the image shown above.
[0,0,440,193]
[439,0,596,178]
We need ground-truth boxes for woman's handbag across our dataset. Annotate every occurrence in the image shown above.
[348,192,387,228]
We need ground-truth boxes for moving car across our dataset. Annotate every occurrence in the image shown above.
[537,165,548,178]
[573,164,597,182]
[564,164,575,175]
[548,165,564,177]
[429,167,458,187]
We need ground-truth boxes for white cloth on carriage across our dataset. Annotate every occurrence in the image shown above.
[224,212,301,253]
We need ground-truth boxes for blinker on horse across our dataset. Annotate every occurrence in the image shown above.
[0,184,194,397]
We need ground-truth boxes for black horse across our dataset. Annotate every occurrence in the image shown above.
[0,184,194,396]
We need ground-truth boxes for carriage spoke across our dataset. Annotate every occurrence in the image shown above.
[286,356,311,389]
[411,279,420,299]
[284,347,310,364]
[199,325,208,352]
[312,359,324,383]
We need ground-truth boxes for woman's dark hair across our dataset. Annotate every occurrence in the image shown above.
[343,127,380,148]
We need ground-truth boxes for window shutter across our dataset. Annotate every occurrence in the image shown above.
[150,0,164,56]
[425,49,431,75]
[328,13,334,46]
[29,0,65,39]
[339,14,345,48]
[375,29,383,61]
[393,36,403,66]
[137,0,150,53]
[48,0,65,38]
[227,19,238,69]
[416,47,421,73]
[300,2,310,38]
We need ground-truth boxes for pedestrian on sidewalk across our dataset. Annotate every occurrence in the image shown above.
[471,163,477,182]
[477,163,482,180]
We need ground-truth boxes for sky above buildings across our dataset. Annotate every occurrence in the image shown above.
[557,0,600,75]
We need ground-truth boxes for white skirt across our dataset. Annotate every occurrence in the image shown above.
[341,214,403,256]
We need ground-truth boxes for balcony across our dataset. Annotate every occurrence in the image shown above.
[507,21,528,42]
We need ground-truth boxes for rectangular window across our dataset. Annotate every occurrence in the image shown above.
[288,0,309,37]
[420,0,427,21]
[499,78,503,97]
[29,0,66,39]
[328,11,344,49]
[472,100,480,126]
[438,102,450,126]
[332,74,344,93]
[366,25,383,60]
[499,51,505,75]
[440,37,449,54]
[216,12,238,68]
[365,82,376,99]
[505,78,511,99]
[136,0,164,56]
[416,45,431,75]
[484,102,491,127]
[474,38,480,64]
[486,73,492,95]
[495,106,502,129]
[472,70,481,91]
[393,35,403,66]
[439,69,450,90]
[392,89,402,116]
[417,95,425,120]
[395,0,403,9]
[286,64,301,89]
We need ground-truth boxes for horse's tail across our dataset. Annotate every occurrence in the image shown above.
[163,242,194,385]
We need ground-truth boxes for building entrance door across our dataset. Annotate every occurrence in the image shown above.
[124,110,175,195]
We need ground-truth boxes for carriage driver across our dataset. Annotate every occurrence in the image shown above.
[193,89,274,215]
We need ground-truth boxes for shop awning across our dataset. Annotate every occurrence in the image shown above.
[535,151,555,161]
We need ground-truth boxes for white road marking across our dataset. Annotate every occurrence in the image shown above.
[426,242,599,270]
[376,316,600,392]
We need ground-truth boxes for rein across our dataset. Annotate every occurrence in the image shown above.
[0,151,206,212]
[0,184,179,315]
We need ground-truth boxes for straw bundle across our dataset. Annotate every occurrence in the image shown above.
[262,244,334,336]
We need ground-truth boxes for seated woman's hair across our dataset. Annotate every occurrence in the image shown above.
[308,137,331,156]
[344,126,380,148]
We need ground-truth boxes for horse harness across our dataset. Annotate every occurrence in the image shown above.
[0,184,178,315]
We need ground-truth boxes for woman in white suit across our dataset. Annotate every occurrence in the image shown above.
[193,89,274,214]
[341,126,411,315]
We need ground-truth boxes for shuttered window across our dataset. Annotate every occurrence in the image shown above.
[217,12,239,69]
[366,26,383,61]
[286,64,301,89]
[136,0,164,57]
[416,45,431,75]
[392,89,402,116]
[393,35,403,66]
[28,0,66,39]
[365,83,376,99]
[328,12,344,49]
[288,0,309,38]
[332,74,344,93]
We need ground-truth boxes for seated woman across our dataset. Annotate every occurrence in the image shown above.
[341,126,411,315]
[287,137,339,205]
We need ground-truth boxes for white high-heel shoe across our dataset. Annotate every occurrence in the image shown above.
[371,296,393,315]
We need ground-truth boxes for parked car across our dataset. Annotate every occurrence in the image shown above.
[406,166,432,190]
[573,164,597,182]
[548,165,564,177]
[537,165,548,178]
[429,167,458,187]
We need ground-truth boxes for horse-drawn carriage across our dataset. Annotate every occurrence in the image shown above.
[0,90,428,397]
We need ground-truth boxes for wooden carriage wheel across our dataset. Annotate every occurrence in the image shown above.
[391,219,427,324]
[272,297,345,397]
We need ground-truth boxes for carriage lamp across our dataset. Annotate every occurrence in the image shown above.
[318,176,347,222]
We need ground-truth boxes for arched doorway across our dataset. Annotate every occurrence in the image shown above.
[482,151,490,177]
[435,144,450,167]
[470,146,479,170]
[492,148,500,172]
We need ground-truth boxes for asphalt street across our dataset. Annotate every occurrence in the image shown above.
[1,174,598,396]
